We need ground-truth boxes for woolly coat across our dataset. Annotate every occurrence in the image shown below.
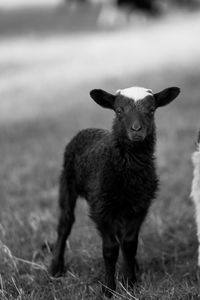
[61,124,158,240]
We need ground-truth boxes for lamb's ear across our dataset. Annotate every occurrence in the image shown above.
[154,87,180,108]
[90,89,115,109]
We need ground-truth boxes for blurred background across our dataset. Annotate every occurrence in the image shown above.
[0,1,200,299]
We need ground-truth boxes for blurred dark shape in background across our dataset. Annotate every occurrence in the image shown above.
[63,0,200,12]
[116,0,159,15]
[64,0,87,4]
[60,0,200,26]
[173,0,200,7]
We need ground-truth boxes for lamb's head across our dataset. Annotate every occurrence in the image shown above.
[90,86,180,142]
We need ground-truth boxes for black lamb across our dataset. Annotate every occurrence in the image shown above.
[50,86,180,297]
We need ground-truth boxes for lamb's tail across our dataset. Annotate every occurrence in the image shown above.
[191,128,200,267]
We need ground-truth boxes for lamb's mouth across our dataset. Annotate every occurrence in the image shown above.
[128,133,146,142]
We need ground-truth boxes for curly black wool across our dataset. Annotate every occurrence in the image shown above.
[50,86,180,297]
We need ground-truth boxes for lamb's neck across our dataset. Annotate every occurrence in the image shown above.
[110,130,156,169]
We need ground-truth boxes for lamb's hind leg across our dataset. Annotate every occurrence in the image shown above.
[50,172,77,276]
[102,234,119,298]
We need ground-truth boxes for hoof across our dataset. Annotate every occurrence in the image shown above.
[127,277,136,289]
[122,261,138,288]
[121,273,137,289]
[102,285,114,298]
[102,281,116,298]
[49,260,65,277]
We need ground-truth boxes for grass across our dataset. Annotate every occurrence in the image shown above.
[0,65,200,299]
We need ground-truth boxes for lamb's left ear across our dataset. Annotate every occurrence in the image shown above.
[90,89,115,109]
[154,87,180,108]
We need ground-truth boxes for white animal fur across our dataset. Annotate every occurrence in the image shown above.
[191,142,200,267]
[116,87,153,102]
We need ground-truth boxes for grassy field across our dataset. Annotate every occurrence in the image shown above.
[0,66,200,299]
[0,5,200,300]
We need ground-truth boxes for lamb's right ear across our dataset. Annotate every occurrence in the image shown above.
[90,89,115,109]
[154,87,180,108]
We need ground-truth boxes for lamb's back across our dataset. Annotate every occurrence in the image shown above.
[68,128,110,156]
[64,128,111,196]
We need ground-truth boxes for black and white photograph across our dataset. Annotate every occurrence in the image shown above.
[0,0,200,299]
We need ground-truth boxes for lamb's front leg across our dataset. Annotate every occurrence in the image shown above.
[121,235,139,287]
[121,219,143,287]
[102,234,119,298]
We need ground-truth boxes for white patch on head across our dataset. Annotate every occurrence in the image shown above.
[116,87,153,102]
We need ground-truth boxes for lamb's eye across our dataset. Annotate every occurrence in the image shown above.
[149,109,155,116]
[116,107,123,115]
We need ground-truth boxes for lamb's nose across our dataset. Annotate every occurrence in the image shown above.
[132,123,142,132]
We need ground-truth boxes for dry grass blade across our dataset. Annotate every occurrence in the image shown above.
[11,277,23,299]
[0,274,8,300]
[14,257,47,272]
[118,282,139,300]
[100,282,127,299]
